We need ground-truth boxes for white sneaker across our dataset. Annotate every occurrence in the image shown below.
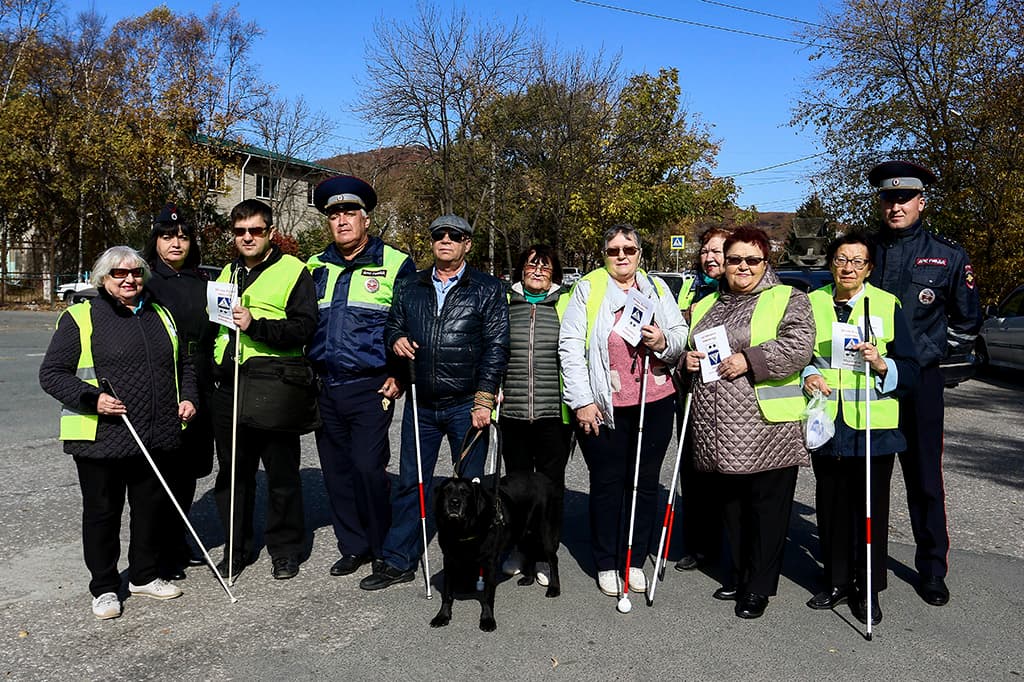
[598,570,621,597]
[128,578,183,600]
[91,592,121,620]
[629,567,647,593]
[502,550,524,576]
[535,562,550,587]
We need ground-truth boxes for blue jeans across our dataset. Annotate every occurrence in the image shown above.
[382,396,487,571]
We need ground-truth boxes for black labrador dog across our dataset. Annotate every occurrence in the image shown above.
[430,471,561,632]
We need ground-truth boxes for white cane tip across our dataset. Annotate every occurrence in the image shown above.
[617,597,632,613]
[230,597,238,603]
[427,594,433,600]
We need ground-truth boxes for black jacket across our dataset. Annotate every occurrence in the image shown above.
[386,265,509,407]
[39,290,198,458]
[870,220,982,368]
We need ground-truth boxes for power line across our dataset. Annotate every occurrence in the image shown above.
[695,0,824,29]
[572,0,820,46]
[719,152,827,178]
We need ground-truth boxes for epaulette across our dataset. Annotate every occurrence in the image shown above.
[929,230,966,250]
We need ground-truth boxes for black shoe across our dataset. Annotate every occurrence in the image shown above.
[186,555,206,567]
[920,576,949,606]
[851,592,882,625]
[330,554,371,577]
[161,567,187,581]
[272,555,300,580]
[215,555,249,581]
[735,593,769,619]
[806,585,852,610]
[359,563,415,591]
[674,554,703,572]
[713,586,738,601]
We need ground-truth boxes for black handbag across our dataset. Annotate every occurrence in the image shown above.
[238,356,322,434]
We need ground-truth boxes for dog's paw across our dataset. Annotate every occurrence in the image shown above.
[545,585,561,598]
[516,575,535,587]
[479,616,497,632]
[429,614,451,628]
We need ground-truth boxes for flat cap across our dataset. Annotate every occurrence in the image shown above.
[428,214,473,237]
[313,175,377,214]
[868,160,937,192]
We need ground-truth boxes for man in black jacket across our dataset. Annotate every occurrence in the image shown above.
[360,214,510,590]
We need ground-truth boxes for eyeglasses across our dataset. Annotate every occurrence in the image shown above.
[233,226,267,237]
[430,228,468,243]
[108,267,144,280]
[724,255,767,267]
[525,262,553,273]
[605,246,639,257]
[879,189,921,205]
[832,256,870,270]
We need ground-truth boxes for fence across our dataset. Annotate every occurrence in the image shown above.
[0,272,85,306]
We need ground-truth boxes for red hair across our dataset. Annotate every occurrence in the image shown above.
[723,226,771,260]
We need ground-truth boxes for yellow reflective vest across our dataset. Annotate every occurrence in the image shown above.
[690,285,805,423]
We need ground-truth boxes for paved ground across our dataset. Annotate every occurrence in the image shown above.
[1,310,1022,680]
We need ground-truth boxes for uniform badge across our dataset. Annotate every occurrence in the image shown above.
[964,264,975,289]
[919,288,936,305]
[365,277,380,293]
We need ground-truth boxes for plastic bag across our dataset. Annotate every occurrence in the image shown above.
[803,388,835,450]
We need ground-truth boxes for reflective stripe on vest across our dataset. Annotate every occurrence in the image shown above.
[307,245,407,313]
[213,255,306,365]
[58,301,180,441]
[808,283,899,430]
[690,285,804,423]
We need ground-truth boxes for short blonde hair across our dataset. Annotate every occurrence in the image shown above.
[90,246,150,287]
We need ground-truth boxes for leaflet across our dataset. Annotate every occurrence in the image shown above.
[831,321,863,371]
[612,288,654,346]
[693,325,731,382]
[207,281,238,329]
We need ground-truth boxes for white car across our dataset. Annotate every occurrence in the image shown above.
[976,284,1024,371]
[562,267,581,286]
[56,281,92,301]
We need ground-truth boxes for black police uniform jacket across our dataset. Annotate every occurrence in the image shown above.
[385,265,510,407]
[869,220,982,369]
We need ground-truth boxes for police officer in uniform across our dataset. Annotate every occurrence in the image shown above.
[306,176,416,578]
[867,160,982,606]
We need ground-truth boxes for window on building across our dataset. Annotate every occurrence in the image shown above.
[307,182,316,206]
[255,174,278,200]
[204,167,225,193]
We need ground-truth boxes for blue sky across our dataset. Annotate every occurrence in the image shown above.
[63,0,836,212]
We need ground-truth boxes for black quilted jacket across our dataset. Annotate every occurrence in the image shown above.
[385,266,509,408]
[39,290,198,458]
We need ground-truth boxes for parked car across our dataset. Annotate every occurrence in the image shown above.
[649,270,691,299]
[975,284,1024,371]
[562,267,581,287]
[56,281,92,302]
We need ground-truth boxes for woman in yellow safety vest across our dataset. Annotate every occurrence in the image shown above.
[39,246,198,621]
[681,226,814,620]
[802,229,919,626]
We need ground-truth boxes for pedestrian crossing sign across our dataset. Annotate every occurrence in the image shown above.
[671,235,685,250]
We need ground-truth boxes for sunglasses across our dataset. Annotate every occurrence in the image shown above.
[430,228,468,243]
[108,267,144,280]
[724,255,767,267]
[525,261,553,273]
[233,226,267,237]
[605,246,639,257]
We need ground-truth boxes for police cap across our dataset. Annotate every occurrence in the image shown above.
[867,160,937,193]
[154,202,184,226]
[313,175,377,214]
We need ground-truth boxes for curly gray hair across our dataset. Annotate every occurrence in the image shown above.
[89,246,150,287]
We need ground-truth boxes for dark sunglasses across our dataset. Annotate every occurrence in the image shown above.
[605,246,639,257]
[232,226,267,237]
[879,189,921,204]
[108,267,144,279]
[724,255,767,267]
[430,228,468,243]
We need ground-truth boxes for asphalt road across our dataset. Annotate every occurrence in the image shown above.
[1,310,1022,680]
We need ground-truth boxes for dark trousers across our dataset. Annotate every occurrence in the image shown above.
[315,377,395,559]
[678,425,722,561]
[211,383,305,560]
[577,395,675,572]
[75,455,165,596]
[382,397,487,572]
[812,453,895,592]
[719,465,799,596]
[898,365,949,578]
[159,411,215,573]
[499,415,571,544]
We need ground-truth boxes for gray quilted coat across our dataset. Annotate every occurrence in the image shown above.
[689,268,814,474]
[502,282,566,421]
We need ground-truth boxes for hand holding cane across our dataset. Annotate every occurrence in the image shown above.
[409,359,433,599]
[863,298,874,640]
[100,379,237,603]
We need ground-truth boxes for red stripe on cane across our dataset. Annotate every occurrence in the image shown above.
[865,518,872,544]
[664,508,677,560]
[418,484,426,516]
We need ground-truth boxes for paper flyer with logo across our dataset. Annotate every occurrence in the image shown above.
[694,325,731,382]
[612,288,654,346]
[207,281,238,330]
[831,321,863,371]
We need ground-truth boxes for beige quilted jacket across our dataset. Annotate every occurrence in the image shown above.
[689,269,815,474]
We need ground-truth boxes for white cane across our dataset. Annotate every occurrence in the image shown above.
[100,379,237,603]
[487,388,502,476]
[863,299,874,641]
[409,360,432,599]
[648,390,692,605]
[228,273,242,586]
[618,350,650,615]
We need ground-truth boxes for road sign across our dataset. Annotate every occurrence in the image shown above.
[670,235,685,250]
